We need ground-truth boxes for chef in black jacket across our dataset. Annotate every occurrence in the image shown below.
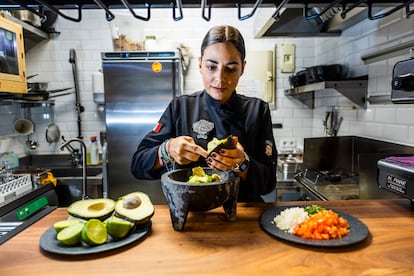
[131,25,277,202]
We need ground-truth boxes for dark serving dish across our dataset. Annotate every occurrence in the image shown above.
[260,206,369,248]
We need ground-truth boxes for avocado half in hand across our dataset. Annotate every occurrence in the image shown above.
[207,135,236,156]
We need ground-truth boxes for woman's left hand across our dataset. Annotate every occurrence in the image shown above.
[206,136,248,173]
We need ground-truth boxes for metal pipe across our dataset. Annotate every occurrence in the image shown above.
[59,138,88,200]
[69,48,84,139]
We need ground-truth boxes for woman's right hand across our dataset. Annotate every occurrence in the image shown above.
[167,136,208,165]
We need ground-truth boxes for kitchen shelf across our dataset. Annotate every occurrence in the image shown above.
[284,78,368,109]
[2,13,54,51]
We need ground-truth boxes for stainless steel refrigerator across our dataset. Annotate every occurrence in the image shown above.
[101,51,183,203]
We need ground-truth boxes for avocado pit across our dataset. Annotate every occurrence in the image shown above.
[115,192,155,224]
[123,193,142,209]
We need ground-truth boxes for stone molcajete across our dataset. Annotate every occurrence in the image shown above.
[161,168,240,231]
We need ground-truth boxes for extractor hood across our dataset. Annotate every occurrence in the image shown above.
[254,6,374,37]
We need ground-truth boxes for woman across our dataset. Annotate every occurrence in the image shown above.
[131,25,277,202]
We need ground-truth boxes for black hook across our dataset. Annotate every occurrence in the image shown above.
[93,0,115,21]
[201,0,212,21]
[304,0,343,20]
[406,2,414,18]
[34,0,82,22]
[237,0,263,21]
[171,0,184,21]
[272,0,291,20]
[367,0,414,20]
[7,0,47,22]
[120,0,151,21]
[340,0,367,19]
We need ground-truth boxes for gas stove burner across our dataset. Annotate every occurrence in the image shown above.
[326,173,342,182]
[295,168,360,201]
[315,169,357,184]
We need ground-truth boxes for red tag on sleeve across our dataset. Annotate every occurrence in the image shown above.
[153,123,163,133]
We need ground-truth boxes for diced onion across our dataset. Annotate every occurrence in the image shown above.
[273,207,309,234]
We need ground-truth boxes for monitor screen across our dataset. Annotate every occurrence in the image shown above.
[0,26,19,75]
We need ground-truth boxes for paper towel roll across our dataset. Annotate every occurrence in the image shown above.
[92,71,104,93]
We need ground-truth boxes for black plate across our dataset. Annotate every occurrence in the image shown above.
[260,206,369,247]
[39,221,151,255]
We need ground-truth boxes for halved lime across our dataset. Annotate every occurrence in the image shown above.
[53,220,82,233]
[81,219,107,246]
[56,223,84,246]
[105,216,134,239]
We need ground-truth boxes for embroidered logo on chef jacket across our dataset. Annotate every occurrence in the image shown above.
[265,140,273,157]
[192,119,214,140]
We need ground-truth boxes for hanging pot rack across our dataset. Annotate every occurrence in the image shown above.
[1,1,412,23]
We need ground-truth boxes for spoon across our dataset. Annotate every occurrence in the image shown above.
[26,134,38,150]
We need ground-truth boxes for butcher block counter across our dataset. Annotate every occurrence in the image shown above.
[1,199,413,275]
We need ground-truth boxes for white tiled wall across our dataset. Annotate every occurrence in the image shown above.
[312,9,414,147]
[2,7,414,157]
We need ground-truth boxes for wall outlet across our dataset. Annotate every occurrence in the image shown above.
[279,138,297,151]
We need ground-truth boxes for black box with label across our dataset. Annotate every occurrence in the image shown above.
[377,158,414,200]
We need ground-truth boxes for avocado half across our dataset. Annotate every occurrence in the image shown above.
[207,135,235,156]
[115,192,154,224]
[67,198,116,221]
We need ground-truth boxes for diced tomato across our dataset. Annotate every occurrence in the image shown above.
[294,209,350,240]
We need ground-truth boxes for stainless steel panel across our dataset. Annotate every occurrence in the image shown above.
[102,52,182,203]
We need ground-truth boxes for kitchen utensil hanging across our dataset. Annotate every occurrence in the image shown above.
[17,88,73,101]
[45,123,61,144]
[26,134,38,150]
[14,119,34,136]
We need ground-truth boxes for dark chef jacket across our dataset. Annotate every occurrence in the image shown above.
[131,90,277,202]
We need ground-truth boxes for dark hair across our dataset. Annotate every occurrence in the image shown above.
[200,25,246,62]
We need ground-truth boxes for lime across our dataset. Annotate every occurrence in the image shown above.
[56,223,84,246]
[105,216,134,239]
[81,219,107,246]
[53,220,82,233]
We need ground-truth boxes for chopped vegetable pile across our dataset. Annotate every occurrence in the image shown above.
[294,209,350,240]
[187,167,221,184]
[274,205,350,240]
